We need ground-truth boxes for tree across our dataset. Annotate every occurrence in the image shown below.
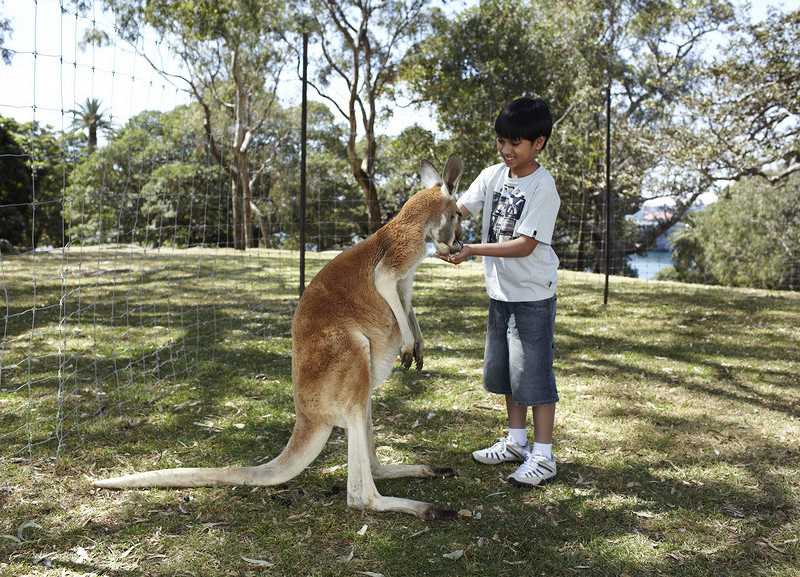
[663,175,800,290]
[0,117,81,248]
[375,124,451,222]
[682,8,800,186]
[69,98,112,154]
[64,106,227,247]
[103,0,288,250]
[251,101,367,250]
[0,118,31,247]
[402,0,736,273]
[0,0,13,64]
[307,0,430,233]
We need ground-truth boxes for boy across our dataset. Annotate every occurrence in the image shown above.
[443,96,561,487]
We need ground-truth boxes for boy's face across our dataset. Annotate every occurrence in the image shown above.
[495,135,545,175]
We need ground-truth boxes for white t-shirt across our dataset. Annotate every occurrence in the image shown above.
[458,162,561,302]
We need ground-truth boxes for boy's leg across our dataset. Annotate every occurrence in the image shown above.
[506,297,558,487]
[532,403,555,444]
[472,301,530,465]
[506,394,528,428]
[505,395,529,447]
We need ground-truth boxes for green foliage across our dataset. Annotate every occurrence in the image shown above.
[687,8,800,183]
[403,0,741,275]
[0,0,12,64]
[64,106,228,246]
[60,101,369,250]
[667,176,800,290]
[252,101,367,250]
[0,117,81,248]
[376,124,452,220]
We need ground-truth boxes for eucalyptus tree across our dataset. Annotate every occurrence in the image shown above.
[102,0,289,249]
[685,8,800,186]
[1,1,12,64]
[306,0,430,232]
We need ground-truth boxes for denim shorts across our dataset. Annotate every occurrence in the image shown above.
[483,296,558,406]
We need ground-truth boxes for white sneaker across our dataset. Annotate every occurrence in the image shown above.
[472,437,529,465]
[508,453,557,487]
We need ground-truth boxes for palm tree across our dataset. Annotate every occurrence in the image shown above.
[69,98,112,154]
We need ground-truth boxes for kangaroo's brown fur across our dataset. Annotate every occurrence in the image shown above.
[94,158,465,520]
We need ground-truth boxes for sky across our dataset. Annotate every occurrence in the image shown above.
[0,0,795,162]
[0,0,452,136]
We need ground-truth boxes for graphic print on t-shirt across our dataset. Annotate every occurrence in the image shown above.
[488,182,527,243]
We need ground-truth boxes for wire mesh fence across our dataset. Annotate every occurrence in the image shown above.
[4,1,793,464]
[0,1,331,462]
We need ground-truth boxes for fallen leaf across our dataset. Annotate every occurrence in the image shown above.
[35,553,56,568]
[357,524,368,536]
[721,504,745,518]
[757,539,787,554]
[16,520,42,542]
[457,509,473,518]
[355,572,384,577]
[443,549,464,560]
[241,556,274,568]
[118,543,141,560]
[193,420,222,431]
[634,511,657,518]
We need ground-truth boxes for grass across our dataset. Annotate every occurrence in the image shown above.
[1,246,799,576]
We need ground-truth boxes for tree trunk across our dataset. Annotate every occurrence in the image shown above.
[237,152,255,248]
[361,175,382,233]
[575,187,589,271]
[592,194,603,273]
[230,175,245,250]
[88,123,97,155]
[348,154,382,233]
[258,212,269,248]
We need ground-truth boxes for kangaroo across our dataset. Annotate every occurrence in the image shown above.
[94,157,465,520]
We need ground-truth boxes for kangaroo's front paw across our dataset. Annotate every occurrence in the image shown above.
[413,340,423,371]
[400,347,414,370]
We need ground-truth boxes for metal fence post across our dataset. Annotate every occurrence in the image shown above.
[299,31,308,298]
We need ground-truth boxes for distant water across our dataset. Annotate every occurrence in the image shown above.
[628,250,673,280]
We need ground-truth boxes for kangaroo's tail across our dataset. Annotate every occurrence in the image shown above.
[93,413,332,489]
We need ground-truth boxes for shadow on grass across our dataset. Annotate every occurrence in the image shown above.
[2,253,799,575]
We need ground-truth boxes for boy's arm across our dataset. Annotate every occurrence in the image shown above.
[447,235,539,264]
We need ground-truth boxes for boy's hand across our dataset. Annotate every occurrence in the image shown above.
[438,244,472,265]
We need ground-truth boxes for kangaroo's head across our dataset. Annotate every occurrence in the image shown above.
[419,156,464,256]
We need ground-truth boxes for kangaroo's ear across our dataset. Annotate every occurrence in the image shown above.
[420,160,442,189]
[442,156,464,195]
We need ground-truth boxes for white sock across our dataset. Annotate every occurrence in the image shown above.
[507,428,528,447]
[532,442,553,459]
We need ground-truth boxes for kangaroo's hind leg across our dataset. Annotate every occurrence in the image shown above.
[347,406,455,520]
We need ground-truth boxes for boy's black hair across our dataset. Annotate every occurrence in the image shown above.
[494,97,553,150]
